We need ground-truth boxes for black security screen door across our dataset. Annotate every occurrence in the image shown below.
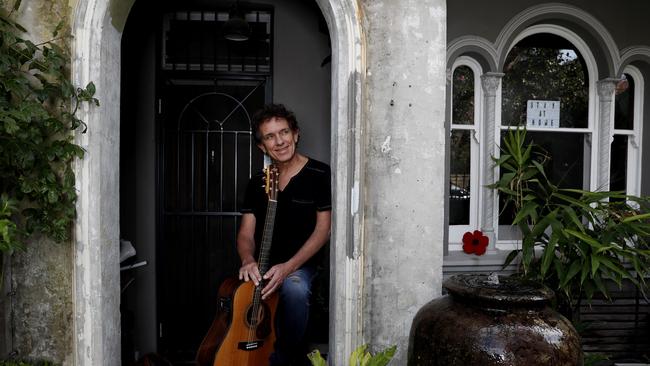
[156,6,272,363]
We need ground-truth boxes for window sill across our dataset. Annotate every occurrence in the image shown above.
[444,250,509,265]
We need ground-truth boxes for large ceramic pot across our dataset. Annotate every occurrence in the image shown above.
[407,274,582,365]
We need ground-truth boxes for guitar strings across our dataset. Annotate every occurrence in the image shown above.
[248,198,277,344]
[246,166,277,346]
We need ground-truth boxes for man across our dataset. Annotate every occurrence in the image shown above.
[237,104,331,366]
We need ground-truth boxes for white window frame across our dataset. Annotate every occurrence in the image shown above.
[445,27,645,258]
[448,57,483,251]
[613,66,644,197]
[496,25,598,251]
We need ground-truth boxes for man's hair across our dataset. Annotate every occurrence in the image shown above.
[251,104,299,143]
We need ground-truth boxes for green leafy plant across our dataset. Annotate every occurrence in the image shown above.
[0,3,98,257]
[308,344,397,366]
[491,128,650,315]
[0,361,58,366]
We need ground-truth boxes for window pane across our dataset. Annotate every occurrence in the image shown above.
[449,130,471,225]
[502,34,588,128]
[528,131,586,188]
[614,74,635,130]
[610,135,628,192]
[498,131,587,225]
[452,66,474,125]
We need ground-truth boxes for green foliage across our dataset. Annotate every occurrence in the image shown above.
[307,350,327,366]
[0,5,98,254]
[491,128,650,313]
[308,344,397,366]
[0,361,58,366]
[502,43,588,128]
[451,65,475,125]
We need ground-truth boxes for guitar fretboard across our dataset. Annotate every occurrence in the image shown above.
[257,199,277,276]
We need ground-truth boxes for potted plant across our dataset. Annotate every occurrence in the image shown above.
[490,128,650,317]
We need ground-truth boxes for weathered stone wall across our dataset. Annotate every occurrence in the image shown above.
[360,0,447,362]
[10,236,73,365]
[1,1,77,364]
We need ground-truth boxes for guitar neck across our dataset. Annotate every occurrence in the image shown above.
[257,199,277,276]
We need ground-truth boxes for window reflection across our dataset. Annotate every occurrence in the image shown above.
[614,74,634,130]
[449,130,471,225]
[453,66,474,125]
[610,135,628,193]
[499,33,590,229]
[502,34,588,128]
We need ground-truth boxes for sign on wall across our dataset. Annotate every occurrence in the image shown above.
[526,100,560,128]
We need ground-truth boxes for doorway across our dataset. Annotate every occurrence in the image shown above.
[120,1,332,364]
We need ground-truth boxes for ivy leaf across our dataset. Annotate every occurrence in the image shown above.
[3,116,19,134]
[52,20,64,38]
[0,8,98,250]
[85,81,96,96]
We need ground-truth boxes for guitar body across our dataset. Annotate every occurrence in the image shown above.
[212,280,279,365]
[197,165,281,366]
[196,278,240,366]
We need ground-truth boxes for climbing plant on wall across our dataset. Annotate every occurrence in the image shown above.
[0,1,98,256]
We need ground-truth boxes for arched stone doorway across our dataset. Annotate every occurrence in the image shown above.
[71,0,363,365]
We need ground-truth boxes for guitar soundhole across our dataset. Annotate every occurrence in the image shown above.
[245,302,273,339]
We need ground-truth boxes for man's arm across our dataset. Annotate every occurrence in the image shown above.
[261,210,331,299]
[237,213,262,286]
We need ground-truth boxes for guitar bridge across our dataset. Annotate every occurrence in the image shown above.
[238,340,264,351]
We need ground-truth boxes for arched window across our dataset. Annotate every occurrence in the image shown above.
[446,29,644,257]
[612,67,644,197]
[448,57,482,251]
[498,32,592,244]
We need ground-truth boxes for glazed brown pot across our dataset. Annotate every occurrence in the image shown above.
[407,274,583,365]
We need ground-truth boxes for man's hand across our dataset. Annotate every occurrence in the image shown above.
[239,260,262,286]
[261,262,293,300]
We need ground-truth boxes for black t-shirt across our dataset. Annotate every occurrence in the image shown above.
[241,158,331,269]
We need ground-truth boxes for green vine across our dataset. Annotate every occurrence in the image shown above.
[0,1,98,255]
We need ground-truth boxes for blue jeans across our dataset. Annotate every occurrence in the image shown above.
[269,266,316,366]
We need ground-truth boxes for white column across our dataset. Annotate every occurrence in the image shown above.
[596,78,618,191]
[480,72,504,251]
[361,0,447,363]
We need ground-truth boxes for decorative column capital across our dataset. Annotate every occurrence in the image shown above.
[481,72,505,97]
[597,78,619,102]
[595,77,619,191]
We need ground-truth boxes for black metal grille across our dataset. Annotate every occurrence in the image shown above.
[162,9,273,73]
[157,77,269,362]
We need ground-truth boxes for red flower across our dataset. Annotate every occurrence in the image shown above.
[462,230,489,256]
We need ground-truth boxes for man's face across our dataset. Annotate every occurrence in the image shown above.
[257,117,299,163]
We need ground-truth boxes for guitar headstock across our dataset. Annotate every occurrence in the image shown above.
[264,164,279,201]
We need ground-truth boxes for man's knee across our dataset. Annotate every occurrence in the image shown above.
[281,272,311,302]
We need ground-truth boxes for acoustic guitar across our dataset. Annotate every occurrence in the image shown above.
[196,165,280,366]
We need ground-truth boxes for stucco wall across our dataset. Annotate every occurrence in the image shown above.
[1,0,75,364]
[360,0,446,360]
[9,236,73,364]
